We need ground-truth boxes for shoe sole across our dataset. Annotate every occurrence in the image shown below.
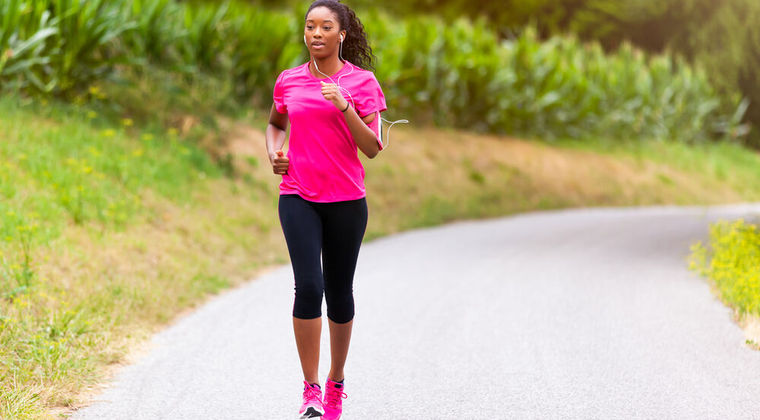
[299,406,323,418]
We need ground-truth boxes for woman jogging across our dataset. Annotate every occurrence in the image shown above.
[265,1,386,418]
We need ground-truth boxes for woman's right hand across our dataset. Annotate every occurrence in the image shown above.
[270,150,289,175]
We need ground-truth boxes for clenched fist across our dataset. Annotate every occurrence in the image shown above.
[270,150,289,175]
[321,81,349,111]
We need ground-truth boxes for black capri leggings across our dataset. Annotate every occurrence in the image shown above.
[278,194,368,323]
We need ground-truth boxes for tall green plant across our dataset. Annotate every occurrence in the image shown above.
[666,0,760,145]
[363,13,744,142]
[49,0,135,93]
[0,0,134,95]
[0,0,749,144]
[226,1,304,102]
[122,0,187,68]
[177,2,229,72]
[0,0,58,92]
[350,0,760,145]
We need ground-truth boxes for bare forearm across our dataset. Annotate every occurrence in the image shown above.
[319,81,380,158]
[266,123,287,156]
[342,108,380,158]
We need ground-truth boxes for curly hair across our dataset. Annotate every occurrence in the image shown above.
[305,0,376,71]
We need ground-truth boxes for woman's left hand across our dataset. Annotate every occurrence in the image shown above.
[321,81,349,111]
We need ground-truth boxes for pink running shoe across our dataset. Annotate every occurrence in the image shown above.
[299,381,324,419]
[322,379,347,420]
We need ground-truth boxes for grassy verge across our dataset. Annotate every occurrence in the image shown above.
[2,96,760,418]
[549,137,760,202]
[689,220,760,350]
[361,128,760,239]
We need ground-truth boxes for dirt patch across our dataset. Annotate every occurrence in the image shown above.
[373,125,743,208]
[742,315,760,349]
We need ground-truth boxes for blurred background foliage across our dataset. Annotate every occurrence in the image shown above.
[252,0,760,146]
[0,0,756,145]
[365,0,760,145]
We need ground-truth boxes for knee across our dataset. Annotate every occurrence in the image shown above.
[325,289,354,324]
[293,283,323,319]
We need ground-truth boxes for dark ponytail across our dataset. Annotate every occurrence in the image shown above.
[305,0,376,71]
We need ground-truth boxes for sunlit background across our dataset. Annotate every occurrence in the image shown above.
[1,1,758,418]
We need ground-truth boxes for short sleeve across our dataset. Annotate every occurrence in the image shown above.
[353,73,387,118]
[273,71,287,114]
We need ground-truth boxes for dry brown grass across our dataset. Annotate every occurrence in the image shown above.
[360,126,746,237]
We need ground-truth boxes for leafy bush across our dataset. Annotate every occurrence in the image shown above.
[342,0,760,145]
[690,220,760,316]
[665,0,760,147]
[0,0,134,94]
[0,0,749,143]
[560,0,760,145]
[366,15,744,142]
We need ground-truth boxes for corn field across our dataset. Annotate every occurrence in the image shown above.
[0,0,748,142]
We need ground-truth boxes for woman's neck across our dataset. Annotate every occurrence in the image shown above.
[310,56,344,78]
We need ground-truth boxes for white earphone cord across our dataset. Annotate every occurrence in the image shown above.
[311,38,409,150]
[378,117,409,149]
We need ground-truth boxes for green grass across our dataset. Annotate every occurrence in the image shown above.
[0,95,218,223]
[0,94,228,419]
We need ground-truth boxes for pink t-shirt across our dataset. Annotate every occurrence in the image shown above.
[273,61,387,203]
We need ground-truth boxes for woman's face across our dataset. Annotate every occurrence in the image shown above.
[304,7,344,59]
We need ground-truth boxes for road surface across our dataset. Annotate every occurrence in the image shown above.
[72,204,760,419]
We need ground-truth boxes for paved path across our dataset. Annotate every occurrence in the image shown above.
[72,205,760,419]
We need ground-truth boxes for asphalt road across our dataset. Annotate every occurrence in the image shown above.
[71,204,760,420]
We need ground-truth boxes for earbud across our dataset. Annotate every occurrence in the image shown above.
[340,34,344,42]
